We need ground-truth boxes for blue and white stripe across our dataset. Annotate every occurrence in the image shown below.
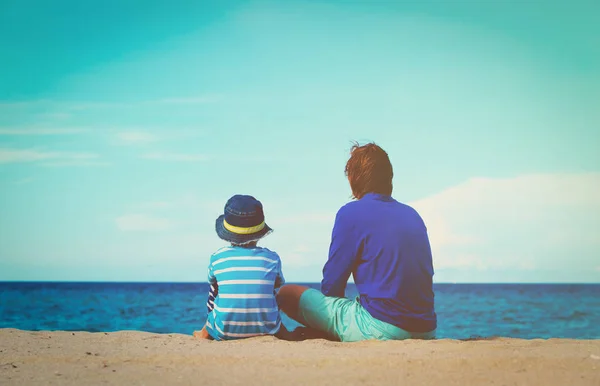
[205,246,285,340]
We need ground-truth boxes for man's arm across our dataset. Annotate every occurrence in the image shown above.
[321,207,359,298]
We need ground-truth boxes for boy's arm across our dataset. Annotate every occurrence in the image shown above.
[206,260,218,314]
[274,255,285,294]
[321,207,359,298]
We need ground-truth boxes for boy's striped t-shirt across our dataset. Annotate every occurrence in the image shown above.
[205,246,285,340]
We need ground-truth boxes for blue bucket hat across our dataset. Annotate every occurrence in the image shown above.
[215,194,273,245]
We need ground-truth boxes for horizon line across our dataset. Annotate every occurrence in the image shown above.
[0,280,598,285]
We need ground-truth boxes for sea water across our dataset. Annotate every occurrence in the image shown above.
[1,282,598,339]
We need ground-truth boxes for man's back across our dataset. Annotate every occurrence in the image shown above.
[322,193,437,333]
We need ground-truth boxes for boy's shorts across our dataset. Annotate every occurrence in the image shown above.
[297,288,436,342]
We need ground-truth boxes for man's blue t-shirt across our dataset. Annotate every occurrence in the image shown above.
[321,193,437,333]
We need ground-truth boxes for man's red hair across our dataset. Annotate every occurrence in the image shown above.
[345,142,393,199]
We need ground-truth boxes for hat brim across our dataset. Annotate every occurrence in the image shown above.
[215,215,273,244]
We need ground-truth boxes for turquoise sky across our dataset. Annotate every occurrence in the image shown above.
[1,0,599,283]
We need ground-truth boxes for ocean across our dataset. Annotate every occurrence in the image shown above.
[0,282,598,339]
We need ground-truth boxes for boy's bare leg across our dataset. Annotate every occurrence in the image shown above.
[193,326,212,340]
[195,283,218,340]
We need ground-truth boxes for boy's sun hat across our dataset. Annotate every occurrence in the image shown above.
[215,194,273,244]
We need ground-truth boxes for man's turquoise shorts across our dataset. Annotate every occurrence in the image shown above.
[298,288,436,342]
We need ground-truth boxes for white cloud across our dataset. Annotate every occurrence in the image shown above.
[0,96,220,114]
[279,244,321,268]
[12,177,34,185]
[127,194,219,220]
[0,148,100,165]
[59,96,220,111]
[140,152,209,162]
[265,175,600,280]
[156,95,222,104]
[115,131,159,144]
[0,149,54,163]
[137,201,174,210]
[39,113,72,120]
[0,128,86,135]
[100,174,600,281]
[272,213,335,225]
[265,212,336,271]
[112,129,204,146]
[115,214,173,232]
[39,160,111,167]
[409,173,600,277]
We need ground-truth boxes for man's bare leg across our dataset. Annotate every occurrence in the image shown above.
[276,285,332,340]
[276,284,310,322]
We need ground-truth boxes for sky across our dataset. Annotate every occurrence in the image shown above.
[0,0,599,283]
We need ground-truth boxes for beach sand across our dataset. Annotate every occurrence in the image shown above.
[1,329,599,385]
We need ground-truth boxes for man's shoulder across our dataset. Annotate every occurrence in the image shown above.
[393,201,427,229]
[337,196,412,212]
[340,198,426,228]
[337,199,361,214]
[395,200,422,215]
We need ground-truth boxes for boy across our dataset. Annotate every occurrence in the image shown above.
[194,194,287,341]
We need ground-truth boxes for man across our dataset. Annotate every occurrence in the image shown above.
[277,143,437,341]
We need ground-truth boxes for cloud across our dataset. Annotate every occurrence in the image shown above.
[115,214,173,232]
[125,193,215,219]
[68,95,221,110]
[140,152,209,162]
[272,213,335,225]
[112,129,204,146]
[409,173,600,278]
[155,95,222,105]
[279,244,321,268]
[0,149,54,163]
[136,201,174,210]
[115,131,159,144]
[265,211,336,271]
[95,174,600,281]
[12,177,34,185]
[268,175,600,280]
[0,94,223,111]
[38,113,72,120]
[0,148,100,165]
[39,161,111,167]
[0,128,86,135]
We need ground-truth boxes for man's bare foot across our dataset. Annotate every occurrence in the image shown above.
[193,327,211,340]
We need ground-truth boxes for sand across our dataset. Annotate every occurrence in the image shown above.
[1,329,599,385]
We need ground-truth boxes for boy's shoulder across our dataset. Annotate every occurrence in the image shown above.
[210,246,280,259]
[210,246,237,259]
[256,247,280,260]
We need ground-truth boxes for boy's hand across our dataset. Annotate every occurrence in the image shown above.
[193,327,211,340]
